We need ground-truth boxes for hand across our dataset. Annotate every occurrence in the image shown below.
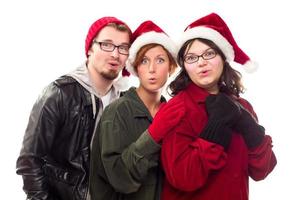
[200,125,232,150]
[205,93,241,127]
[148,101,185,143]
[234,107,265,148]
[199,93,241,150]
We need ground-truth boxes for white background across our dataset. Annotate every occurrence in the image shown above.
[0,0,290,199]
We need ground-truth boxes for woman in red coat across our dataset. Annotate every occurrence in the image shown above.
[147,13,277,200]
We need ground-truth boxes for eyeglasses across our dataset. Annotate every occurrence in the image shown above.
[93,40,130,55]
[184,48,217,64]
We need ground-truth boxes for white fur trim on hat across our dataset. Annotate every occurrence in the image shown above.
[178,27,235,62]
[126,31,177,76]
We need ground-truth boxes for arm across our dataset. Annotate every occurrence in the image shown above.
[16,84,62,200]
[161,117,227,192]
[98,106,160,194]
[161,93,242,192]
[237,99,277,180]
[248,136,277,181]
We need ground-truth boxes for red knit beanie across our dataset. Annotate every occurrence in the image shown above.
[85,17,131,57]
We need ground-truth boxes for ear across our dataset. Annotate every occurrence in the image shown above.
[134,66,140,77]
[169,64,176,75]
[87,48,93,56]
[136,71,140,78]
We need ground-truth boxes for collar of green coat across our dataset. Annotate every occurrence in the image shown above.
[123,87,166,119]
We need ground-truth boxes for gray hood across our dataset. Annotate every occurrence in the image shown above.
[67,63,122,119]
[67,63,99,97]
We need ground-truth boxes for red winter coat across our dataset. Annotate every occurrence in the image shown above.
[161,83,277,200]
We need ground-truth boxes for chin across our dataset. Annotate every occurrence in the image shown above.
[101,71,119,80]
[148,87,163,94]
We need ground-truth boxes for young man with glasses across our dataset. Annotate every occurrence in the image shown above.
[16,17,132,200]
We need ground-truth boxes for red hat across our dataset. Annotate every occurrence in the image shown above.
[85,16,131,57]
[179,13,257,73]
[126,20,177,76]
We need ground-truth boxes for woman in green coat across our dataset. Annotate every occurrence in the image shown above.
[89,20,180,200]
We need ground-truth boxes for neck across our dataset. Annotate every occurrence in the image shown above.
[87,63,113,96]
[206,84,219,95]
[136,87,162,117]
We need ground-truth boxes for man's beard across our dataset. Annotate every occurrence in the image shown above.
[100,70,119,80]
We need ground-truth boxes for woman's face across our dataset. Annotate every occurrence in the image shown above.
[137,45,171,93]
[184,40,224,94]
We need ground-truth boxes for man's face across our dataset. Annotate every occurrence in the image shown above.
[87,26,130,80]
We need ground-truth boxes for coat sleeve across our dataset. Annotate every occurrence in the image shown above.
[238,99,277,181]
[16,84,62,200]
[248,136,277,181]
[161,116,228,192]
[97,106,161,194]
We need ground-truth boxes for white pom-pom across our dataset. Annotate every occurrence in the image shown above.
[126,59,137,76]
[113,74,131,91]
[243,60,259,73]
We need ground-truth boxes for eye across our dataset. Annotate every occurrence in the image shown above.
[119,45,129,51]
[141,57,149,65]
[156,57,165,64]
[184,54,198,62]
[101,42,113,48]
[203,49,216,58]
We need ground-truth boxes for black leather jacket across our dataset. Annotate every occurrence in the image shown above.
[16,75,98,200]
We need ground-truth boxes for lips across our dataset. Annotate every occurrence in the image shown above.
[108,61,119,66]
[199,69,209,76]
[148,77,157,83]
[107,61,119,69]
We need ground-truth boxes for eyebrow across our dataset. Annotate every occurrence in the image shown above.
[143,54,168,58]
[155,53,168,57]
[187,47,212,55]
[99,39,130,46]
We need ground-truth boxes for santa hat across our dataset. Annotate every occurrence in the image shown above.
[126,20,177,76]
[179,13,257,73]
[85,16,132,90]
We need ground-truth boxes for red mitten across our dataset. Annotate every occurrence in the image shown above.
[148,101,185,143]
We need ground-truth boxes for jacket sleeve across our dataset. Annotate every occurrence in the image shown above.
[97,107,161,194]
[248,136,277,181]
[16,84,62,200]
[238,99,277,181]
[161,116,228,192]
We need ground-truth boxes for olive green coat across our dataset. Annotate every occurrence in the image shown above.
[89,87,165,200]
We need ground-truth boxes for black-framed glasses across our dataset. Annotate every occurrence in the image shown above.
[93,40,129,55]
[184,48,217,64]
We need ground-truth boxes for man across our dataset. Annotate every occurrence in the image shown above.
[16,17,132,200]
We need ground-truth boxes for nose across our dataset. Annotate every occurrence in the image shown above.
[196,56,206,66]
[148,62,156,73]
[111,47,120,58]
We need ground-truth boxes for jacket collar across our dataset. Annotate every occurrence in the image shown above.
[185,82,210,104]
[124,87,166,119]
[68,63,121,99]
[68,63,121,118]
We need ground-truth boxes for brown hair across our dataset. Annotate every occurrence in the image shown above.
[132,43,177,75]
[107,22,132,36]
[168,38,244,97]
